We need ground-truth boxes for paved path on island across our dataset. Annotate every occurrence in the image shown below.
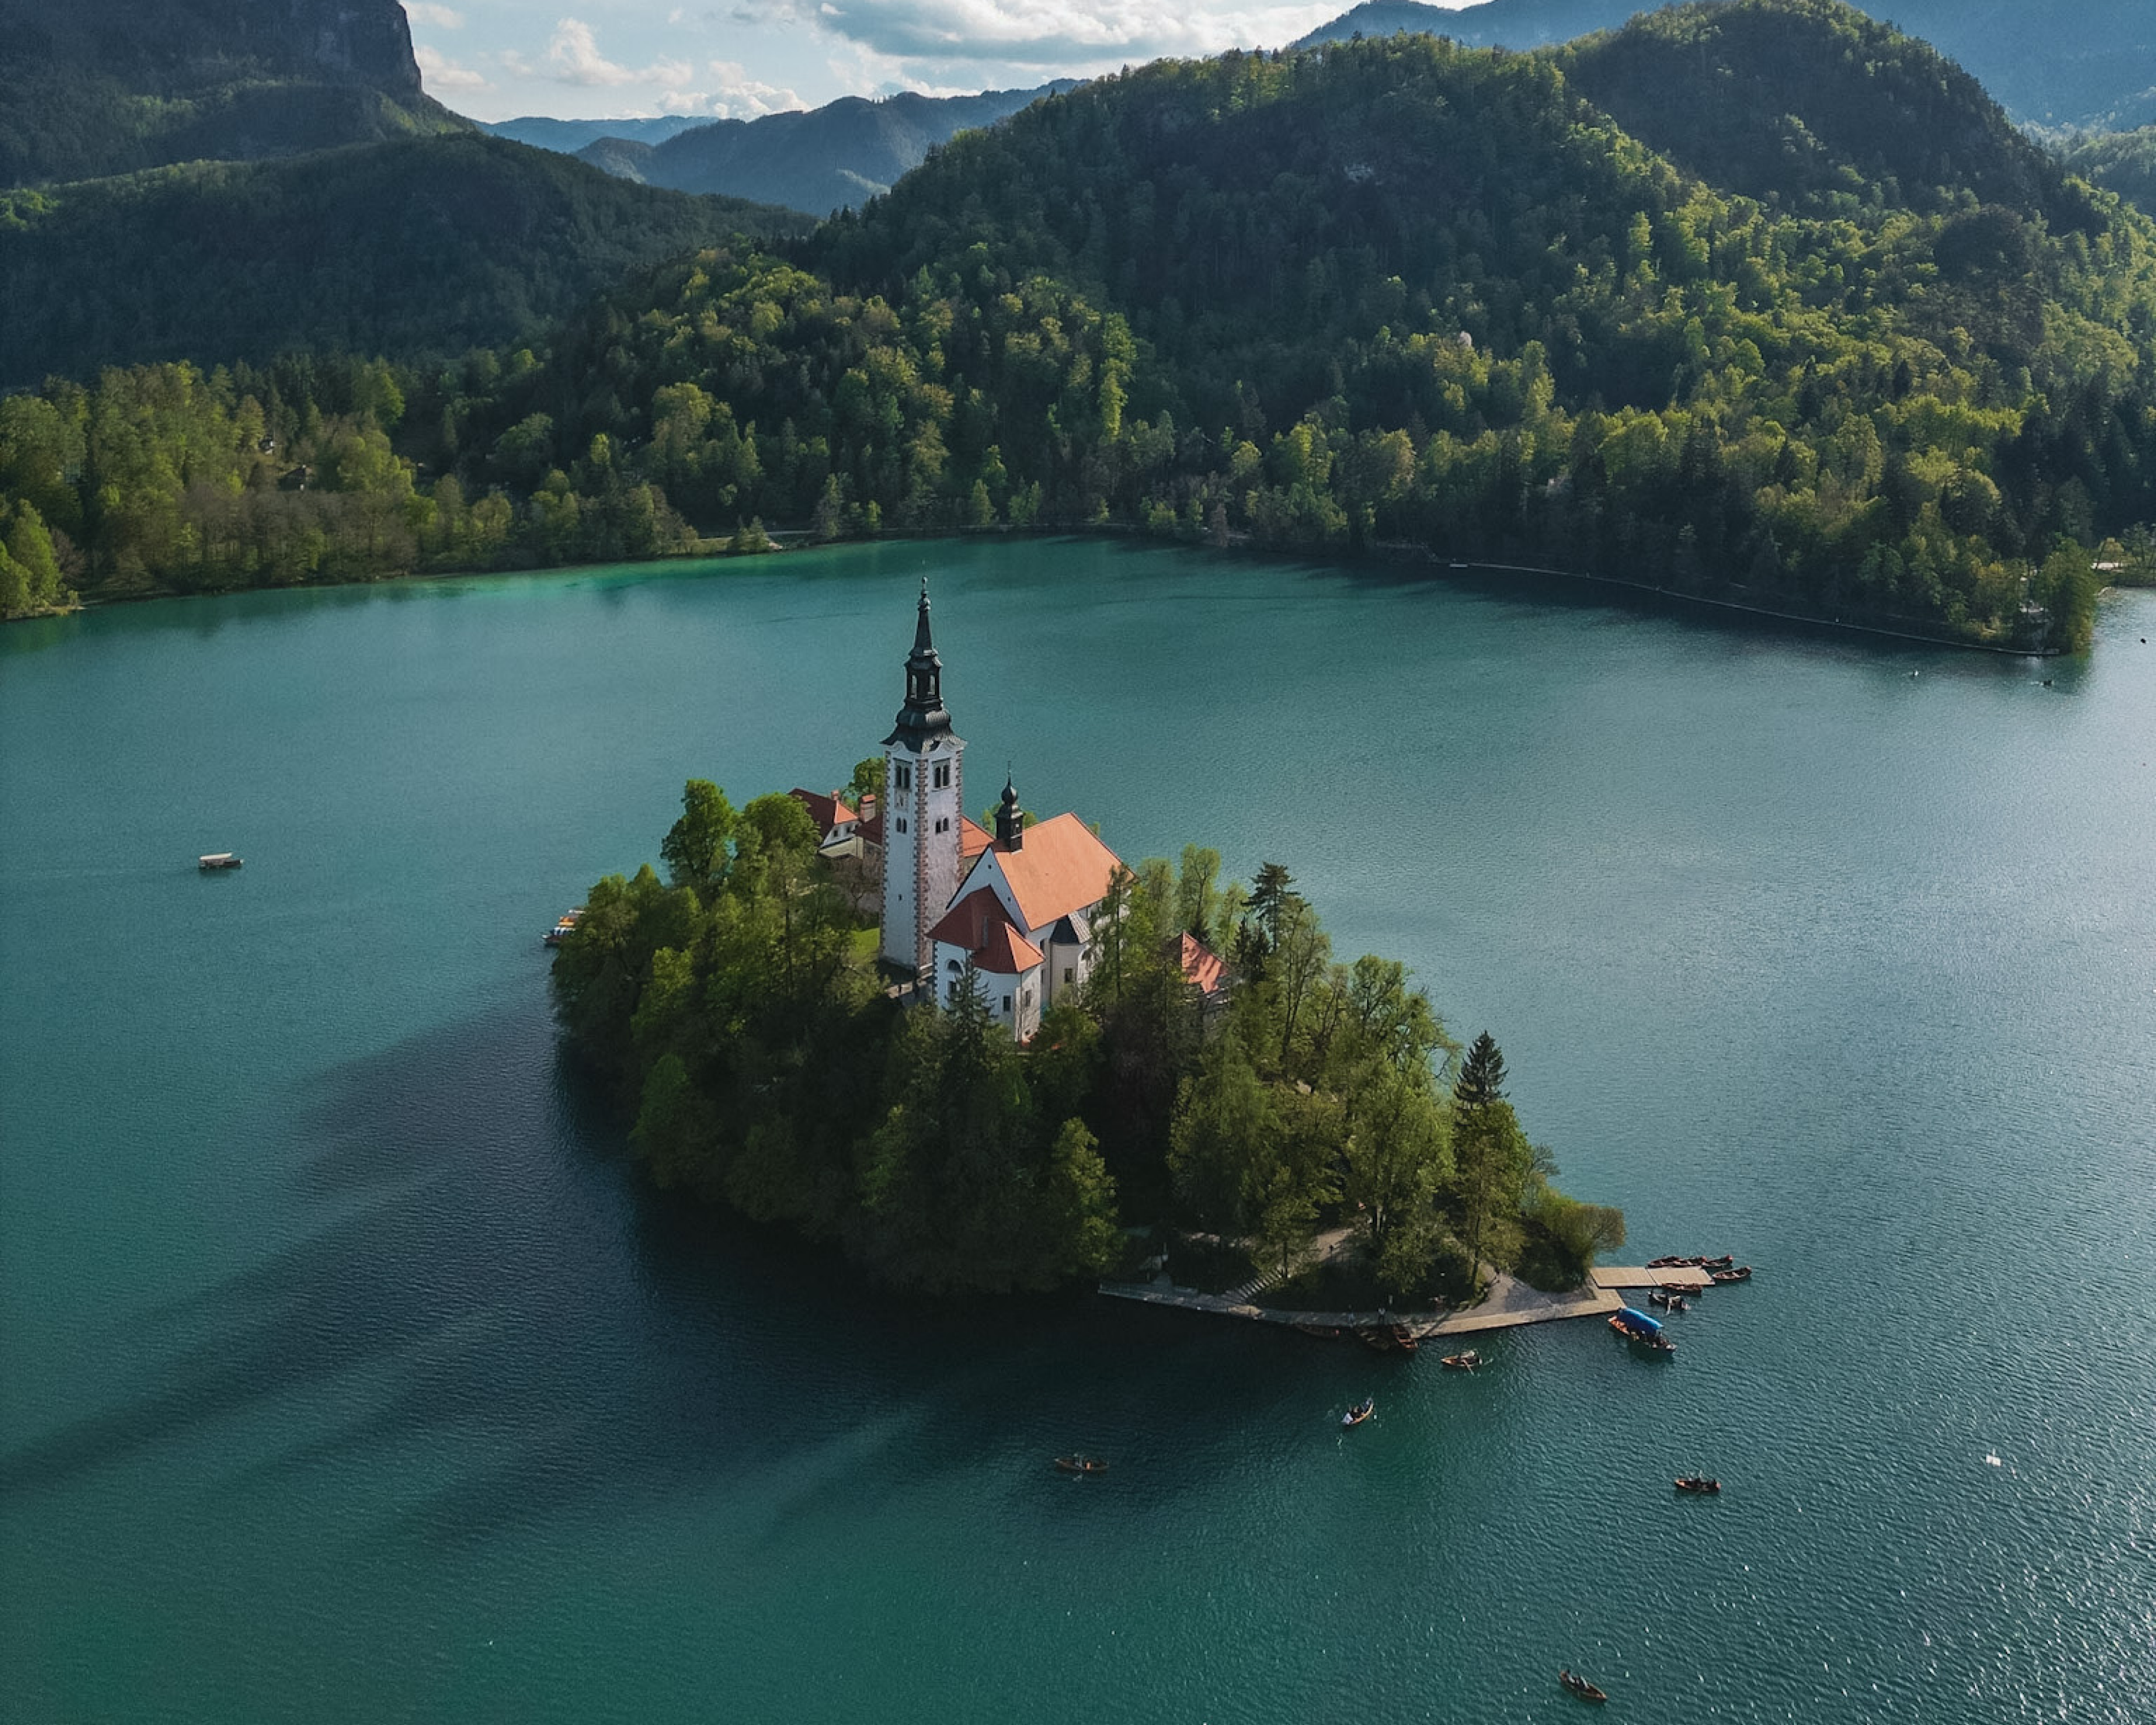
[1098,1260,1620,1337]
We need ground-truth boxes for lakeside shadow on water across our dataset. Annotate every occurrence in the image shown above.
[1,999,1313,1551]
[1051,532,2071,677]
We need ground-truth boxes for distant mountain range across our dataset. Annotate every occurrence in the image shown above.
[0,0,467,186]
[479,116,711,155]
[1295,0,2156,130]
[556,84,1079,216]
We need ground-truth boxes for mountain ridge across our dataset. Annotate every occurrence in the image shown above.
[480,115,709,154]
[1294,0,2156,130]
[570,83,1080,216]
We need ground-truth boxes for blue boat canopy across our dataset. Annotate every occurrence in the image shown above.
[1616,1306,1664,1335]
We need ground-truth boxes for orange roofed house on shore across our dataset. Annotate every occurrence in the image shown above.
[869,578,1126,1041]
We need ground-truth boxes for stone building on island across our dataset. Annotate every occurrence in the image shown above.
[872,579,1124,1041]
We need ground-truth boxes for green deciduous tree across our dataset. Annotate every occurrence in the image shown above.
[660,779,736,900]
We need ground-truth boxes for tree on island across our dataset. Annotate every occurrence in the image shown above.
[1454,1031,1508,1108]
[1448,1031,1528,1285]
[660,778,736,899]
[845,757,885,811]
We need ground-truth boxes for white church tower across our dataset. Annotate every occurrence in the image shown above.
[880,577,966,977]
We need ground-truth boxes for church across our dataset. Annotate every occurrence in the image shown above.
[873,580,1125,1042]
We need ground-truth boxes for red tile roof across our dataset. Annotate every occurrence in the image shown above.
[857,813,883,846]
[927,889,1043,975]
[928,889,1008,950]
[1176,932,1228,996]
[958,815,992,860]
[983,813,1123,932]
[789,788,858,838]
[973,919,1045,976]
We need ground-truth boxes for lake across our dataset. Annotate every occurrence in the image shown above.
[3,539,2152,1723]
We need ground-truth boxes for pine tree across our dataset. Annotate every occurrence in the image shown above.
[1454,1031,1508,1109]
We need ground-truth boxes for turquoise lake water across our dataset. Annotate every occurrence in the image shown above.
[2,540,2153,1723]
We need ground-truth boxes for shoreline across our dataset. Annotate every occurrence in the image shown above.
[1098,1270,1620,1338]
[15,524,2124,659]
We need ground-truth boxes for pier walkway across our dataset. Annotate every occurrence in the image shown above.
[1098,1264,1620,1337]
[1590,1265,1714,1291]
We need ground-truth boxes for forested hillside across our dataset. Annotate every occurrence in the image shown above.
[7,1,2154,645]
[1559,3,2089,220]
[0,0,465,187]
[2064,128,2156,220]
[1296,0,2156,131]
[0,136,811,386]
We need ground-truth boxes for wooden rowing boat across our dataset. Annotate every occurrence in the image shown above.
[1559,1668,1608,1703]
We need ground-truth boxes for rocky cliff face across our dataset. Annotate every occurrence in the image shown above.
[0,0,454,186]
[2,0,423,98]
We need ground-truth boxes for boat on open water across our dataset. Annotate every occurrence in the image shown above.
[1558,1668,1608,1703]
[1054,1455,1108,1475]
[1341,1397,1375,1428]
[197,852,242,871]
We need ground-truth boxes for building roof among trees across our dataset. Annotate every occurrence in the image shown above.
[928,886,1044,975]
[1176,932,1229,997]
[981,812,1123,931]
[788,787,858,838]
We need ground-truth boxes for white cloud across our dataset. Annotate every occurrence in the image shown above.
[706,59,807,117]
[415,44,489,91]
[737,0,1338,70]
[545,18,694,89]
[405,3,465,27]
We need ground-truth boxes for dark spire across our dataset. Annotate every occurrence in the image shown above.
[912,572,934,656]
[996,773,1023,849]
[883,574,953,746]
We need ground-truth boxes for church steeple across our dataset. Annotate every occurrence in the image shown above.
[879,576,965,978]
[996,773,1024,849]
[995,773,1024,849]
[885,574,951,747]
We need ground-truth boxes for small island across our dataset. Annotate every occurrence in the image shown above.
[553,582,1624,1303]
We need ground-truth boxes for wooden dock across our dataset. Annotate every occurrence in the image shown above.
[1590,1265,1714,1291]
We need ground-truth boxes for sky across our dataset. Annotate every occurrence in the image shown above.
[404,1,1471,122]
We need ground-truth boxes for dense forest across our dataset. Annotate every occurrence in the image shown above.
[2063,128,2156,221]
[552,781,1621,1298]
[6,0,2156,643]
[0,137,810,387]
[1297,0,2156,132]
